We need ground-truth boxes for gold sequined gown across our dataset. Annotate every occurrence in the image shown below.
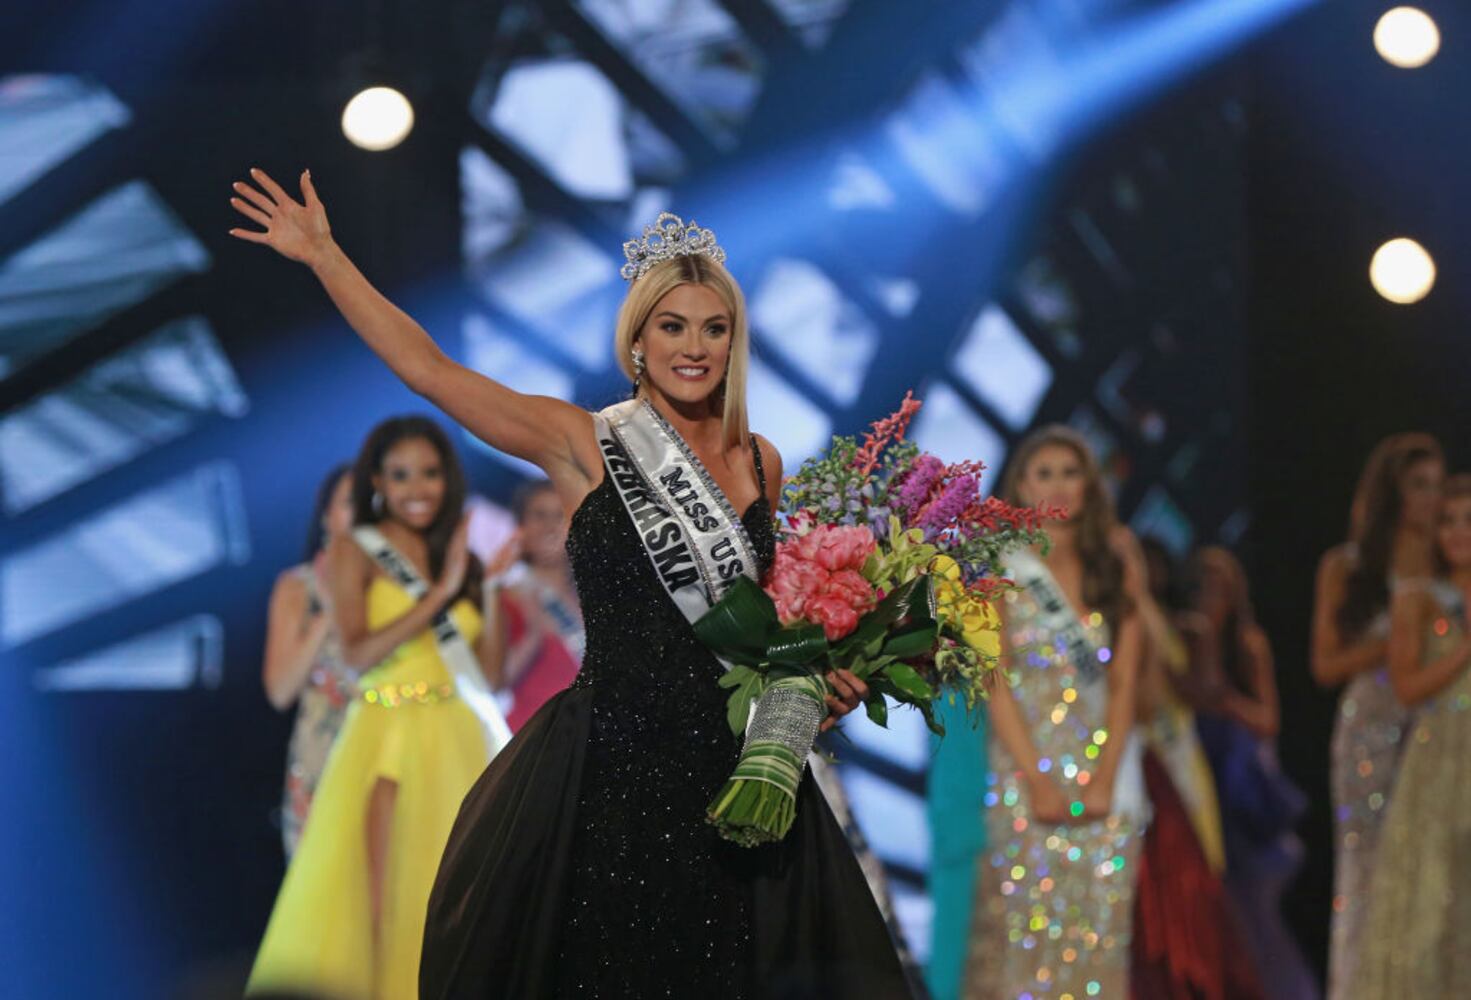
[963,564,1144,1000]
[1353,584,1471,998]
[247,577,489,1000]
[1326,606,1407,1000]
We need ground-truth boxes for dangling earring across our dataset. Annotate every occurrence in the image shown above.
[371,491,385,516]
[631,348,646,395]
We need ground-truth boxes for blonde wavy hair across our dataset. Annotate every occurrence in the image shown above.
[613,254,750,451]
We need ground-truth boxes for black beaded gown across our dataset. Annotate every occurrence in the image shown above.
[421,436,916,999]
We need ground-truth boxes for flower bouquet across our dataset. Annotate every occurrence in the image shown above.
[695,393,1058,846]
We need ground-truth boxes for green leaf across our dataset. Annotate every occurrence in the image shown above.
[720,665,766,736]
[916,698,945,737]
[837,577,935,653]
[865,695,889,728]
[881,622,940,659]
[694,577,779,657]
[883,663,936,701]
[765,623,828,665]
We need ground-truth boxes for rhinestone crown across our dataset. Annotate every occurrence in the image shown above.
[620,211,726,282]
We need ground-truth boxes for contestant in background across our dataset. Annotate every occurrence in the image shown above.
[247,416,505,999]
[1130,538,1261,1000]
[1311,434,1442,1000]
[964,426,1146,1000]
[486,479,585,732]
[261,462,355,857]
[1355,475,1471,997]
[1186,547,1315,1000]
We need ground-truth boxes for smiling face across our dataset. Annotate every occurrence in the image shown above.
[1015,443,1088,523]
[634,282,733,410]
[372,436,446,532]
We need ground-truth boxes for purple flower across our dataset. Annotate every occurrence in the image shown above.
[893,455,945,517]
[918,475,977,540]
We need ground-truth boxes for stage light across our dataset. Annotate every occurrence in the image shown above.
[341,86,414,151]
[1374,7,1440,68]
[1370,238,1436,304]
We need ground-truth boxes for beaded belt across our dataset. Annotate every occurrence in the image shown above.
[362,681,456,707]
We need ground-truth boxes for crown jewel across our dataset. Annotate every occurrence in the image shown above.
[620,211,726,282]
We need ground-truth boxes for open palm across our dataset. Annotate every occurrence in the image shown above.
[229,167,332,265]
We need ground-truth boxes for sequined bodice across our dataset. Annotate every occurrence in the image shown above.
[997,582,1113,787]
[555,438,777,995]
[566,464,775,719]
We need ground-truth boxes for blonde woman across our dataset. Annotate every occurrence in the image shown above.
[230,172,908,999]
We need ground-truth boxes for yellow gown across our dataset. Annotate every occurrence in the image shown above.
[248,576,489,1000]
[1148,622,1228,873]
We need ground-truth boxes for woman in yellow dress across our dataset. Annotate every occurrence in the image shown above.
[248,415,504,999]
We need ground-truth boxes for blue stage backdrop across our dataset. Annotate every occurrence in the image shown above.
[0,0,1306,993]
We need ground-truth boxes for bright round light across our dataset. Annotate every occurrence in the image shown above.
[341,86,414,151]
[1370,238,1436,304]
[1374,7,1440,68]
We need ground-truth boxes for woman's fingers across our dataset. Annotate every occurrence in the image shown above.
[228,228,271,244]
[250,167,293,206]
[232,180,275,214]
[826,671,857,705]
[230,197,271,227]
[300,169,320,206]
[835,668,869,702]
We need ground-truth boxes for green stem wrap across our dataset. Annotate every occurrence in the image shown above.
[705,673,828,847]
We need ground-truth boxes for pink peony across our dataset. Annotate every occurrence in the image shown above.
[764,525,879,639]
[823,569,877,615]
[798,524,876,573]
[767,553,828,622]
[806,594,862,641]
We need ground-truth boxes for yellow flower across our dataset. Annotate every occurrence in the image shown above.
[931,555,1001,657]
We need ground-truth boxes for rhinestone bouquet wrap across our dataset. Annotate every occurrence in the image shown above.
[695,393,1059,846]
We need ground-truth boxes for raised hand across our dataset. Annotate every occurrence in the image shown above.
[485,530,524,581]
[229,168,334,267]
[438,518,473,601]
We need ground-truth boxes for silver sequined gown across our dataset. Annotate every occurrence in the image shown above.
[1326,607,1407,1000]
[963,572,1144,1000]
[1353,583,1471,998]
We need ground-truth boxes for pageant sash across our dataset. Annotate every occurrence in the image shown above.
[1006,548,1148,825]
[592,399,760,656]
[353,525,514,757]
[1007,548,1105,682]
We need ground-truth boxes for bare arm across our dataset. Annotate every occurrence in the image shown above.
[755,435,784,511]
[1111,526,1166,724]
[1387,588,1471,706]
[326,533,461,673]
[990,622,1070,823]
[1311,547,1388,687]
[261,571,332,710]
[1083,611,1141,815]
[1217,625,1280,739]
[229,169,599,504]
[473,585,512,690]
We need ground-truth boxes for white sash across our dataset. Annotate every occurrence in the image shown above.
[353,525,513,757]
[1008,548,1149,826]
[592,399,760,658]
